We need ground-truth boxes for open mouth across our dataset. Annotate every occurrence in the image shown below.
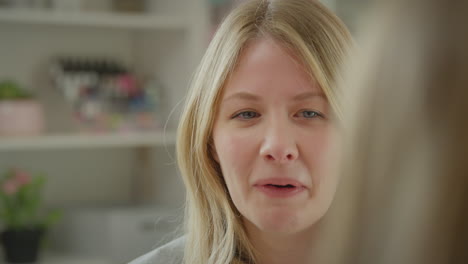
[265,184,296,189]
[256,183,305,198]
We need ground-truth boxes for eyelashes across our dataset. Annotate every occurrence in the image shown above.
[233,111,260,120]
[231,110,325,120]
[297,110,323,119]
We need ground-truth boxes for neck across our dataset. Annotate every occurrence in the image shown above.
[245,221,318,264]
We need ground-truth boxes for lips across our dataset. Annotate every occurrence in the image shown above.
[253,178,306,198]
[254,178,304,187]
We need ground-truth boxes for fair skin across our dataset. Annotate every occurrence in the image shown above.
[212,37,340,264]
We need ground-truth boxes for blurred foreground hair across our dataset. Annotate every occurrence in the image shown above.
[322,0,468,263]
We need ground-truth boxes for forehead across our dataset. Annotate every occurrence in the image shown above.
[223,37,321,99]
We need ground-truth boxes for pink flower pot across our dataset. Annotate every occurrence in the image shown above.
[0,100,45,136]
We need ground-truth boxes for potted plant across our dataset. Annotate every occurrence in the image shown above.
[0,80,45,136]
[0,168,61,263]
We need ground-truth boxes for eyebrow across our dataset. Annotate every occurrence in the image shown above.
[292,91,326,101]
[222,91,326,103]
[222,92,261,103]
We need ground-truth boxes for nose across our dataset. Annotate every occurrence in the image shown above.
[259,120,299,164]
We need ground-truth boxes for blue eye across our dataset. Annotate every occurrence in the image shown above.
[233,111,259,120]
[299,110,322,119]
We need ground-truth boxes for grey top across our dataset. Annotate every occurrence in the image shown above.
[128,236,185,264]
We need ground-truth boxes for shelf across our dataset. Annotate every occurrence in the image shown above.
[0,8,187,30]
[40,252,111,264]
[40,255,111,264]
[0,131,176,151]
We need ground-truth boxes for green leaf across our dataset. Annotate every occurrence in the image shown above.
[41,210,62,229]
[0,81,33,100]
[0,171,51,229]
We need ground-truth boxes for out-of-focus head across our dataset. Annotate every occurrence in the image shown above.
[324,0,468,263]
[177,0,351,263]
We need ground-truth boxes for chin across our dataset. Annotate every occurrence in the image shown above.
[252,206,316,234]
[248,200,330,235]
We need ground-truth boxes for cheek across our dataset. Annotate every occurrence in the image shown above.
[213,129,258,189]
[301,126,339,185]
[216,132,253,166]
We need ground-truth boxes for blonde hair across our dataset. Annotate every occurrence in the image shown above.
[322,0,468,263]
[176,0,351,263]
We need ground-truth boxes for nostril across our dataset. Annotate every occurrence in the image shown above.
[264,153,296,162]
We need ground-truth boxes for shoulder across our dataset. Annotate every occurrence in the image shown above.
[128,236,185,264]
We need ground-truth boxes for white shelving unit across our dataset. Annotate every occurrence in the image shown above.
[0,3,208,148]
[0,1,209,263]
[40,252,111,264]
[0,9,187,30]
[0,131,177,150]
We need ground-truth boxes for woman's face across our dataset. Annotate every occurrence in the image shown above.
[212,37,340,235]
